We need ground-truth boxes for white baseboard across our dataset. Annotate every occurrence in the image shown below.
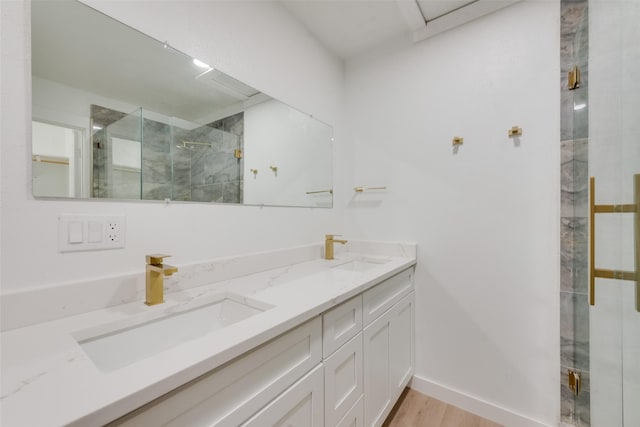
[409,375,553,427]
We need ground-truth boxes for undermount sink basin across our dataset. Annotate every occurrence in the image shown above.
[332,257,390,273]
[74,293,273,372]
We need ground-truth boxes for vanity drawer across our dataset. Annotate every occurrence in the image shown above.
[242,364,324,427]
[110,317,322,427]
[323,295,362,358]
[362,268,413,326]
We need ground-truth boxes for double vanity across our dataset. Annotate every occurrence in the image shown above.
[1,241,416,426]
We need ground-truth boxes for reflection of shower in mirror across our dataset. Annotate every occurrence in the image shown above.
[30,0,333,208]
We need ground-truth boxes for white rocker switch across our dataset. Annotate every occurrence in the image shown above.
[68,221,84,244]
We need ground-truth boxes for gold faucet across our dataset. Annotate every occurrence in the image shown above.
[325,234,347,260]
[145,254,178,306]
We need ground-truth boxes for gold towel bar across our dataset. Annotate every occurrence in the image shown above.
[589,174,640,312]
[306,189,333,195]
[32,155,69,166]
[354,186,387,192]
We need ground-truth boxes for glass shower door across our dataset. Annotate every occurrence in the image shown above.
[589,0,640,425]
[92,107,143,199]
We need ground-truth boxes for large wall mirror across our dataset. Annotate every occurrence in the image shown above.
[31,0,333,208]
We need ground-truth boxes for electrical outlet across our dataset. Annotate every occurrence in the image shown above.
[104,216,126,248]
[59,214,126,252]
[106,219,121,243]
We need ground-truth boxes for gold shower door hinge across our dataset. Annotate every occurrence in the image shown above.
[234,149,243,159]
[568,370,581,396]
[568,66,581,90]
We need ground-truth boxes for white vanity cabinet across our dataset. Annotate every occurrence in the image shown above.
[322,296,364,427]
[324,268,414,427]
[108,267,414,427]
[363,271,415,427]
[109,317,322,427]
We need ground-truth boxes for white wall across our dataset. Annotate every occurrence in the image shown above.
[589,0,640,425]
[1,0,564,424]
[243,99,333,207]
[344,1,560,425]
[31,121,76,197]
[0,0,345,290]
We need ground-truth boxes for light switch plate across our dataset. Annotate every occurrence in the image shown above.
[68,221,84,244]
[59,214,126,252]
[87,221,103,243]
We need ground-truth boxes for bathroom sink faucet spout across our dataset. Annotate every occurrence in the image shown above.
[145,254,178,306]
[325,234,348,260]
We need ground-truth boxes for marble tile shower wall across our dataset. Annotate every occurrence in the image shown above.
[91,106,243,204]
[142,120,172,200]
[203,112,244,204]
[560,0,590,425]
[91,105,139,199]
[188,113,243,204]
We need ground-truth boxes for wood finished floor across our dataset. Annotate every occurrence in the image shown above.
[382,388,503,427]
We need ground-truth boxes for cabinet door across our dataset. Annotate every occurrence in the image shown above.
[336,396,364,427]
[363,307,392,427]
[324,333,363,426]
[389,292,414,401]
[363,292,414,427]
[242,364,324,427]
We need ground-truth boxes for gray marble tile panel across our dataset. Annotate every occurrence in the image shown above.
[172,150,191,190]
[560,0,589,424]
[142,183,171,201]
[561,90,576,141]
[560,218,589,294]
[560,366,591,427]
[171,185,191,201]
[191,183,224,203]
[572,87,589,139]
[143,120,171,152]
[561,1,588,66]
[561,139,589,217]
[223,133,240,152]
[110,169,141,199]
[91,104,127,128]
[192,151,239,186]
[223,181,242,204]
[142,151,171,184]
[573,138,588,163]
[560,291,590,371]
[561,217,574,291]
[172,127,190,149]
[108,115,143,141]
[561,140,575,217]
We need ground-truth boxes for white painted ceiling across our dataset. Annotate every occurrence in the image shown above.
[280,0,520,59]
[280,1,415,59]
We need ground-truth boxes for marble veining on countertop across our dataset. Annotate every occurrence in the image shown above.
[0,241,416,427]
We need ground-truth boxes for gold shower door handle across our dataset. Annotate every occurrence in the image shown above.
[589,174,640,312]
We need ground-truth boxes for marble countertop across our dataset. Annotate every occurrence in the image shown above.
[1,245,416,426]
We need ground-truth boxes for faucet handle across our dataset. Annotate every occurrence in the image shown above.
[146,254,172,264]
